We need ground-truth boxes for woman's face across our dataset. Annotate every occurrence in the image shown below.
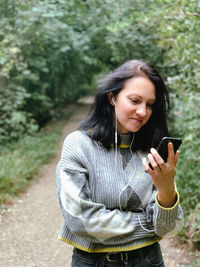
[109,76,156,134]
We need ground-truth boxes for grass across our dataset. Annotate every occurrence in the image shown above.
[0,107,74,208]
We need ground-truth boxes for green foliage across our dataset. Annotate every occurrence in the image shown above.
[0,0,166,144]
[169,93,200,211]
[0,119,62,206]
[103,1,165,66]
[0,0,101,143]
[0,86,38,144]
[84,0,165,67]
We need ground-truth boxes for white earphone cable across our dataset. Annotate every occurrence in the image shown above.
[118,134,136,211]
[114,99,118,165]
[113,97,155,233]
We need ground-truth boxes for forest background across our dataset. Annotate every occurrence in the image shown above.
[0,0,199,263]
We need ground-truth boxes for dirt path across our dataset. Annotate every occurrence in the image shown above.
[0,98,192,267]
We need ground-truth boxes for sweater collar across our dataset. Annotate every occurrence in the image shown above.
[119,133,133,147]
[111,133,134,148]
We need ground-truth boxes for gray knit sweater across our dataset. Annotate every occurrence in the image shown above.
[56,130,183,253]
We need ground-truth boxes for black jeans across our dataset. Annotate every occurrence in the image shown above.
[71,242,165,267]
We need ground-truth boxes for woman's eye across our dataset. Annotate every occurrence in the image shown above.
[147,103,154,109]
[130,99,139,104]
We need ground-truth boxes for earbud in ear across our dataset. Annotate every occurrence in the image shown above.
[112,97,116,105]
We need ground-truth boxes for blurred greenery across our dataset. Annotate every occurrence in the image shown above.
[0,0,199,258]
[0,118,62,206]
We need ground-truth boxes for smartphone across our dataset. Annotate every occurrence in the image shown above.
[149,137,182,169]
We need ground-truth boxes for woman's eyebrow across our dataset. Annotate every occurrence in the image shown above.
[148,98,156,102]
[129,94,156,102]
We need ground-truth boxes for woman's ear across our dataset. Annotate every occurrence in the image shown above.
[107,92,115,106]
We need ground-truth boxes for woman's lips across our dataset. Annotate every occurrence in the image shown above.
[131,118,143,124]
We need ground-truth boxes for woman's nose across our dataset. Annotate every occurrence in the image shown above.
[136,104,146,117]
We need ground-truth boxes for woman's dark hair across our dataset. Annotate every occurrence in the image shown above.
[79,59,169,151]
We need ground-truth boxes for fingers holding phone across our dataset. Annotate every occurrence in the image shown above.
[144,137,182,172]
[142,137,182,207]
[147,148,166,171]
[143,140,178,177]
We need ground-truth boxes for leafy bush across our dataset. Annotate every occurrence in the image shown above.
[0,86,38,144]
[0,0,101,143]
[169,93,200,211]
[0,120,62,206]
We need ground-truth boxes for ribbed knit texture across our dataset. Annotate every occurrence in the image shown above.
[56,130,183,253]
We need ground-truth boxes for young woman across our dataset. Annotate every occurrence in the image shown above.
[56,60,183,266]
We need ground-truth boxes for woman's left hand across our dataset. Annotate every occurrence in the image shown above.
[142,142,178,208]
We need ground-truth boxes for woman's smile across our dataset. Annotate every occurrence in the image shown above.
[130,117,143,124]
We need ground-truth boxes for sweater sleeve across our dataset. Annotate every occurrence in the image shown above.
[56,132,155,245]
[136,151,184,237]
[145,186,184,237]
